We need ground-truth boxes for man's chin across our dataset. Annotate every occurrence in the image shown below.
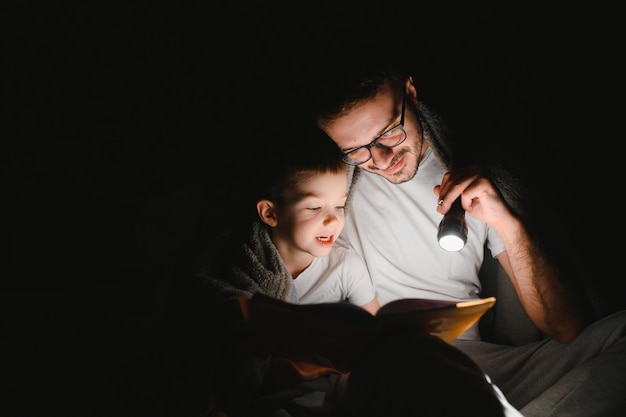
[365,164,417,184]
[382,171,413,184]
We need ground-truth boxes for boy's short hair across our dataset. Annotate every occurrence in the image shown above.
[252,120,346,208]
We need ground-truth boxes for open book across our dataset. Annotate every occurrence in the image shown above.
[237,293,496,372]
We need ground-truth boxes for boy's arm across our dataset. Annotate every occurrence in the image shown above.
[360,297,381,315]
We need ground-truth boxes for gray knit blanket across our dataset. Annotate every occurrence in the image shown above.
[198,219,294,302]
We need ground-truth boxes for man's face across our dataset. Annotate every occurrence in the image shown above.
[322,80,425,184]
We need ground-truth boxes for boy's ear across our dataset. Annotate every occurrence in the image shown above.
[257,199,278,227]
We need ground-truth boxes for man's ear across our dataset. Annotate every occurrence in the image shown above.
[406,76,418,103]
[257,199,278,227]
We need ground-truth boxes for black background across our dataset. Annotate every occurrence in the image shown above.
[3,1,624,415]
[5,1,623,304]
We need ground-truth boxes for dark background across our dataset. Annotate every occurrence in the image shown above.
[3,1,624,415]
[5,1,623,306]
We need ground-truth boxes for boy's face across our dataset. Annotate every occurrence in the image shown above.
[272,170,348,259]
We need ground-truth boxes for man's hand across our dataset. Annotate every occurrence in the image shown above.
[434,164,512,230]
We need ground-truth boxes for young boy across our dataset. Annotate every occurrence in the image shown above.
[198,121,379,416]
[252,128,380,313]
[200,121,379,314]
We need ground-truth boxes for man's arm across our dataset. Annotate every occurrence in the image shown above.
[435,165,596,343]
[494,225,583,343]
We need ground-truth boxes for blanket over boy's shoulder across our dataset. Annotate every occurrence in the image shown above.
[196,219,294,302]
[193,219,344,416]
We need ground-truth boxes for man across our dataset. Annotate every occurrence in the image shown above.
[198,121,518,416]
[302,47,626,416]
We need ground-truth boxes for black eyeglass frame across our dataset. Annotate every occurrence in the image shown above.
[342,90,407,166]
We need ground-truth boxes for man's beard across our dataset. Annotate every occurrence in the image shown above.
[365,147,419,184]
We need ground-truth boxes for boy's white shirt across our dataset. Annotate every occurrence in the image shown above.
[291,238,376,307]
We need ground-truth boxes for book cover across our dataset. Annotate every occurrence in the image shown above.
[237,293,496,372]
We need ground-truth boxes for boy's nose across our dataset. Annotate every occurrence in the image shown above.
[324,212,342,225]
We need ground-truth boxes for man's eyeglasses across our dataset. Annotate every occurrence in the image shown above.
[342,90,407,166]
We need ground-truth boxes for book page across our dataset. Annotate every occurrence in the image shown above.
[238,293,496,370]
[377,297,496,343]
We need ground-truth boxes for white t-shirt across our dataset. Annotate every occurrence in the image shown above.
[340,148,505,339]
[292,238,376,307]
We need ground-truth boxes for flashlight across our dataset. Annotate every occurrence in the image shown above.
[437,196,467,252]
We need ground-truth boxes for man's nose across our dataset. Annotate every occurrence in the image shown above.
[370,145,394,167]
